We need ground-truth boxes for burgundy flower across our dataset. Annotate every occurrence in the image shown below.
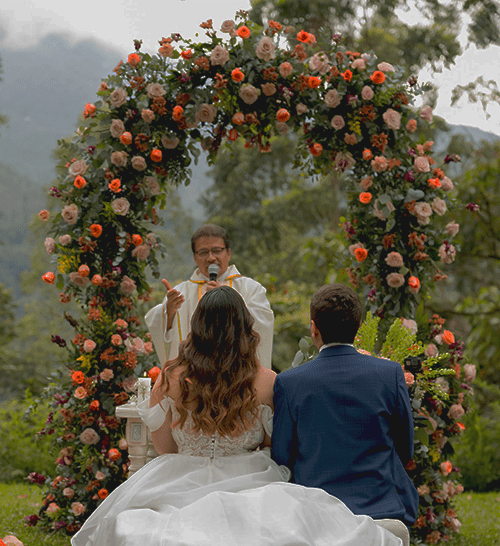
[465,202,480,212]
[27,472,47,484]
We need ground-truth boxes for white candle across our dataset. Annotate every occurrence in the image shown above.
[137,377,151,403]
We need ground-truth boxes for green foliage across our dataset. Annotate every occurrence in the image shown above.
[0,395,56,483]
[379,318,424,364]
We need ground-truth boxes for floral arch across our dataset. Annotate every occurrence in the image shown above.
[31,12,472,544]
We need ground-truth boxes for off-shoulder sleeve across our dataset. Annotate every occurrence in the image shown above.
[137,397,173,432]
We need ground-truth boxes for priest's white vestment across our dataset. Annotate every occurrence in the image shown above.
[145,265,274,368]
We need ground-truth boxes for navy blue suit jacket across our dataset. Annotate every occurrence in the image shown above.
[272,345,418,525]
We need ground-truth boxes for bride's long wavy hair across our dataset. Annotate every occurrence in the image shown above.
[156,285,261,436]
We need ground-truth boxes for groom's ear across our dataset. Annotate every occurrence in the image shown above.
[310,320,323,349]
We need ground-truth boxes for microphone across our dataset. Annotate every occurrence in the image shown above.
[208,264,219,282]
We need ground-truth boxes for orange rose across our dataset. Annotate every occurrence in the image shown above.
[370,71,386,84]
[108,178,122,193]
[341,70,353,82]
[354,248,368,262]
[42,272,55,284]
[232,112,244,126]
[442,330,455,345]
[180,48,193,59]
[89,400,100,411]
[408,276,420,290]
[108,448,121,461]
[72,371,85,384]
[362,149,373,160]
[98,488,109,499]
[227,128,239,141]
[83,103,96,118]
[39,210,50,221]
[172,106,184,121]
[132,234,143,246]
[151,149,162,162]
[91,274,103,286]
[78,265,90,277]
[297,30,314,43]
[428,178,441,189]
[275,108,290,123]
[307,76,321,89]
[236,26,251,39]
[120,132,132,145]
[309,143,323,157]
[148,366,161,382]
[128,53,141,67]
[74,175,87,189]
[231,68,244,82]
[359,192,372,204]
[90,224,103,238]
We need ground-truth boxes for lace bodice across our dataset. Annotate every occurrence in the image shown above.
[138,397,272,458]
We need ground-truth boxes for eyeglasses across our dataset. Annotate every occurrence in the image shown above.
[195,247,227,258]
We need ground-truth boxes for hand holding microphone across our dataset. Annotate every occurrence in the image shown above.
[206,264,220,291]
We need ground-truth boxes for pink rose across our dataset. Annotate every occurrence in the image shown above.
[386,272,405,288]
[414,202,433,225]
[110,151,128,167]
[383,108,401,130]
[71,502,86,516]
[331,115,345,130]
[109,88,128,108]
[414,156,430,173]
[84,339,96,353]
[348,242,364,256]
[441,176,454,191]
[360,176,373,190]
[424,343,438,358]
[80,427,100,445]
[371,156,388,172]
[448,403,465,420]
[463,363,476,383]
[296,103,308,115]
[438,243,456,264]
[132,244,151,260]
[309,52,329,74]
[275,121,289,135]
[131,156,147,171]
[62,203,79,225]
[74,386,87,398]
[111,334,123,346]
[377,62,395,72]
[146,83,166,99]
[436,377,450,393]
[420,105,433,122]
[110,119,125,138]
[145,176,160,196]
[417,485,430,496]
[261,83,277,96]
[401,318,417,335]
[45,237,55,254]
[220,19,235,33]
[324,89,341,108]
[432,197,447,216]
[449,518,461,533]
[351,58,366,70]
[46,503,60,515]
[161,135,179,149]
[119,438,128,450]
[404,372,415,386]
[2,536,24,546]
[195,103,217,123]
[210,44,229,66]
[125,336,145,354]
[69,272,89,288]
[385,251,404,267]
[68,159,87,178]
[141,108,155,123]
[144,341,153,354]
[100,368,114,381]
[112,197,130,216]
[62,487,75,498]
[361,86,374,101]
[406,119,417,133]
[120,275,136,295]
[96,471,106,480]
[256,36,276,61]
[122,376,137,393]
[239,84,260,105]
[279,62,293,77]
[59,234,71,246]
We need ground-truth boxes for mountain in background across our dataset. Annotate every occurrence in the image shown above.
[0,32,499,302]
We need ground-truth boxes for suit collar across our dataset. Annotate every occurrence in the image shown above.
[315,345,360,358]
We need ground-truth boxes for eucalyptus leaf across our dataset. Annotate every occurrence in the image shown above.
[292,350,305,368]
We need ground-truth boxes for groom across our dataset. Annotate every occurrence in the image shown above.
[272,284,418,526]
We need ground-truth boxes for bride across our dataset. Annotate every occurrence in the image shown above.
[72,286,403,545]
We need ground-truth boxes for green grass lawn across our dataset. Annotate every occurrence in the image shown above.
[1,483,499,545]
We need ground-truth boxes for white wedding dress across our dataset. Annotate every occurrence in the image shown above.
[71,397,402,546]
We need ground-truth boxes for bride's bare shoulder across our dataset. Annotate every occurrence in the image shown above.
[254,367,276,408]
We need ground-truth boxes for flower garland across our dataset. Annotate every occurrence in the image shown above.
[30,12,470,542]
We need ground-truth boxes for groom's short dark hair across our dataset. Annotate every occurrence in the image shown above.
[310,284,362,344]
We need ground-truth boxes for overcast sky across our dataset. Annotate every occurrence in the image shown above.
[1,0,499,135]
